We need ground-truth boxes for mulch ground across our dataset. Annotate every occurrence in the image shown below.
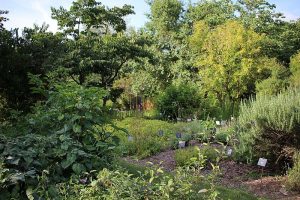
[123,144,300,200]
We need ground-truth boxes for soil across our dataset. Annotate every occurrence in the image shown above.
[123,144,300,200]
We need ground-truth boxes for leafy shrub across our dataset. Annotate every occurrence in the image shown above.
[0,83,119,199]
[215,131,231,144]
[175,145,221,167]
[200,145,221,164]
[286,152,300,191]
[115,117,173,158]
[290,51,300,87]
[175,146,200,167]
[55,166,219,199]
[236,89,300,168]
[156,83,202,120]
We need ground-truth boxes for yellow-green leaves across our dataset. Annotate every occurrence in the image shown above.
[190,20,270,103]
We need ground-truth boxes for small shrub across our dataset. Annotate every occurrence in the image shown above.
[215,132,230,144]
[200,145,221,164]
[175,147,200,167]
[175,145,221,167]
[156,83,202,120]
[286,152,300,191]
[236,89,300,168]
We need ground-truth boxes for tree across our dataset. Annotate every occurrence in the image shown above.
[256,59,290,95]
[52,0,150,105]
[146,0,183,35]
[185,0,235,28]
[236,0,284,32]
[290,51,300,87]
[190,21,273,112]
[51,0,134,39]
[0,10,8,30]
[0,25,65,110]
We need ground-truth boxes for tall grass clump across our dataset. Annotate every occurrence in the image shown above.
[235,88,300,169]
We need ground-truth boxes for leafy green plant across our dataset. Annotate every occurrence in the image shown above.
[215,131,231,144]
[0,83,119,199]
[175,146,200,167]
[286,152,300,191]
[156,83,202,120]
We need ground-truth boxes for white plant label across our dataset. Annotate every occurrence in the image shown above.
[227,148,233,156]
[216,121,221,125]
[257,158,267,167]
[187,118,192,122]
[128,136,134,142]
[221,120,226,126]
[178,141,186,148]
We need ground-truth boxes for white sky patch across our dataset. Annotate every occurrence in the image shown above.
[282,11,299,21]
[30,0,58,32]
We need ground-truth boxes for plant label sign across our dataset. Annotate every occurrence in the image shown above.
[176,132,182,138]
[128,136,134,142]
[221,120,226,126]
[158,130,164,136]
[257,158,267,167]
[216,121,221,126]
[187,118,192,122]
[178,141,186,148]
[227,148,233,156]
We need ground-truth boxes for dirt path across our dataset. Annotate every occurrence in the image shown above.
[123,147,300,199]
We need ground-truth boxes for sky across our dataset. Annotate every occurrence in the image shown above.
[1,0,300,32]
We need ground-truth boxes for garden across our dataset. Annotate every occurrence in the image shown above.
[1,0,300,199]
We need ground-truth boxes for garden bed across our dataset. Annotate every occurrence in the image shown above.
[123,146,300,199]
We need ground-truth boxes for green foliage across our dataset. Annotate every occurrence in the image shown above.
[156,83,202,120]
[115,117,173,158]
[0,83,119,199]
[175,145,221,167]
[175,146,201,167]
[51,0,134,38]
[186,0,235,27]
[286,152,300,191]
[0,26,65,111]
[256,59,290,95]
[190,20,273,109]
[215,131,231,144]
[236,89,300,167]
[290,51,300,87]
[147,0,183,34]
[55,166,214,199]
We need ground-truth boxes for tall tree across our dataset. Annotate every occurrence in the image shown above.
[146,0,183,35]
[52,0,150,105]
[0,10,8,30]
[0,25,65,110]
[190,21,274,110]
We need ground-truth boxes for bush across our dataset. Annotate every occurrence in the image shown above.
[236,89,300,168]
[156,83,202,120]
[175,145,221,167]
[286,152,300,191]
[54,167,218,199]
[175,146,200,167]
[215,131,231,144]
[0,83,119,199]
